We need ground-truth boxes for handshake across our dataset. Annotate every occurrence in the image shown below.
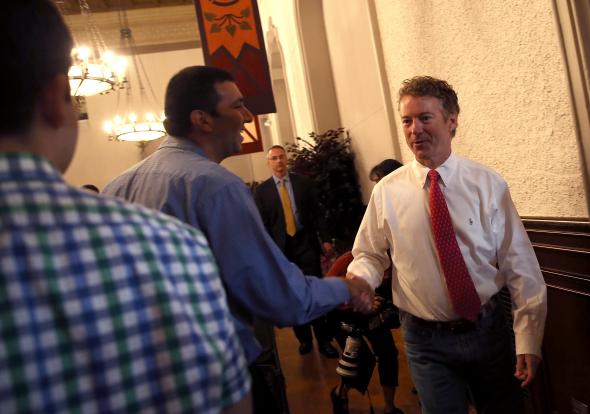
[342,273,374,314]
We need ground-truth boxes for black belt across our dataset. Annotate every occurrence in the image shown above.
[401,295,499,334]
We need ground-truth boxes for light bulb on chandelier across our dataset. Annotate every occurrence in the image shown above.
[103,111,166,142]
[69,47,126,96]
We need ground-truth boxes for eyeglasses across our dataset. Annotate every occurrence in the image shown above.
[268,155,286,161]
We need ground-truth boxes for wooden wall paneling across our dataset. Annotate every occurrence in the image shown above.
[522,218,590,414]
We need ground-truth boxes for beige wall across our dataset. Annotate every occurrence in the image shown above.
[323,0,400,203]
[257,0,404,197]
[374,0,587,217]
[258,0,315,139]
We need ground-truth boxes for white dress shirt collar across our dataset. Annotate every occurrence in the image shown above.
[411,153,458,189]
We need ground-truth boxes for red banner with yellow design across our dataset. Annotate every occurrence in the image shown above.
[194,0,276,119]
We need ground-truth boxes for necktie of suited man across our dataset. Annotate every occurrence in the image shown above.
[279,178,297,237]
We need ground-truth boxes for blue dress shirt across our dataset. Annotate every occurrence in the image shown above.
[104,136,350,362]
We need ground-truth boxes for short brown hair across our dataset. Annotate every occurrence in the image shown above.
[398,76,460,117]
[164,66,234,137]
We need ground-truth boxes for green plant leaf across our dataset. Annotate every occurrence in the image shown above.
[226,24,236,36]
[240,21,252,30]
[241,8,250,17]
[210,23,221,33]
[204,12,216,21]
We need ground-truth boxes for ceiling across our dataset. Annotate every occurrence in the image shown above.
[55,0,194,15]
[56,0,201,54]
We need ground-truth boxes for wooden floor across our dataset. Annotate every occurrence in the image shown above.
[275,327,422,414]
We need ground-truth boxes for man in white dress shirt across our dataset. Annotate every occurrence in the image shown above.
[348,76,547,413]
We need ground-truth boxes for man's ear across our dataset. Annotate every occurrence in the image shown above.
[448,112,458,127]
[190,109,214,133]
[39,74,71,129]
[448,112,458,136]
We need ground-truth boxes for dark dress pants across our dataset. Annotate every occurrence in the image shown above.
[250,319,290,414]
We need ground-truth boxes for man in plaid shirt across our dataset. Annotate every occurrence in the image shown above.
[0,1,251,413]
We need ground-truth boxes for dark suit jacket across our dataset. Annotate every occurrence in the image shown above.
[254,173,327,255]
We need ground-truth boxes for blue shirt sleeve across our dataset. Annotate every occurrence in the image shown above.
[196,181,350,327]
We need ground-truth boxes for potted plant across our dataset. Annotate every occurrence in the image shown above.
[286,128,365,251]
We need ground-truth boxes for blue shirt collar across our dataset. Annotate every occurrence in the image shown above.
[158,135,208,159]
[272,173,290,186]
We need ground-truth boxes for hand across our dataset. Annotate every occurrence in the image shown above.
[344,273,374,314]
[322,242,334,254]
[371,296,384,313]
[514,354,541,387]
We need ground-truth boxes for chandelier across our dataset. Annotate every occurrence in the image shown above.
[69,47,126,96]
[103,12,166,142]
[66,0,126,96]
[104,112,166,142]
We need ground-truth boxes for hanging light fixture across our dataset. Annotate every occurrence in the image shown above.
[66,0,126,97]
[104,111,166,142]
[103,9,166,142]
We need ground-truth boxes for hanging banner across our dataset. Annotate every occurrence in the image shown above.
[194,0,276,119]
[241,116,262,154]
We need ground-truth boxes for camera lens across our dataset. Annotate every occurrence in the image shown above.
[336,336,361,378]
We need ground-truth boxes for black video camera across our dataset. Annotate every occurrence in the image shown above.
[335,294,399,380]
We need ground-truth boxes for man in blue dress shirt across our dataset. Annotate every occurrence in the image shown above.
[104,65,373,413]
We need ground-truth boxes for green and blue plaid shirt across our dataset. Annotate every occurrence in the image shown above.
[0,153,250,413]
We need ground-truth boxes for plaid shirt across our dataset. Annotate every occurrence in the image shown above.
[0,153,250,413]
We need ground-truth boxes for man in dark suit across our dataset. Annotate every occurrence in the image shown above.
[255,145,338,358]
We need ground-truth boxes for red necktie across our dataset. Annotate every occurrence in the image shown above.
[428,170,481,321]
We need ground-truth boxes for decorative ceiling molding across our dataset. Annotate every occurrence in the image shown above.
[57,0,194,15]
[62,4,201,54]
